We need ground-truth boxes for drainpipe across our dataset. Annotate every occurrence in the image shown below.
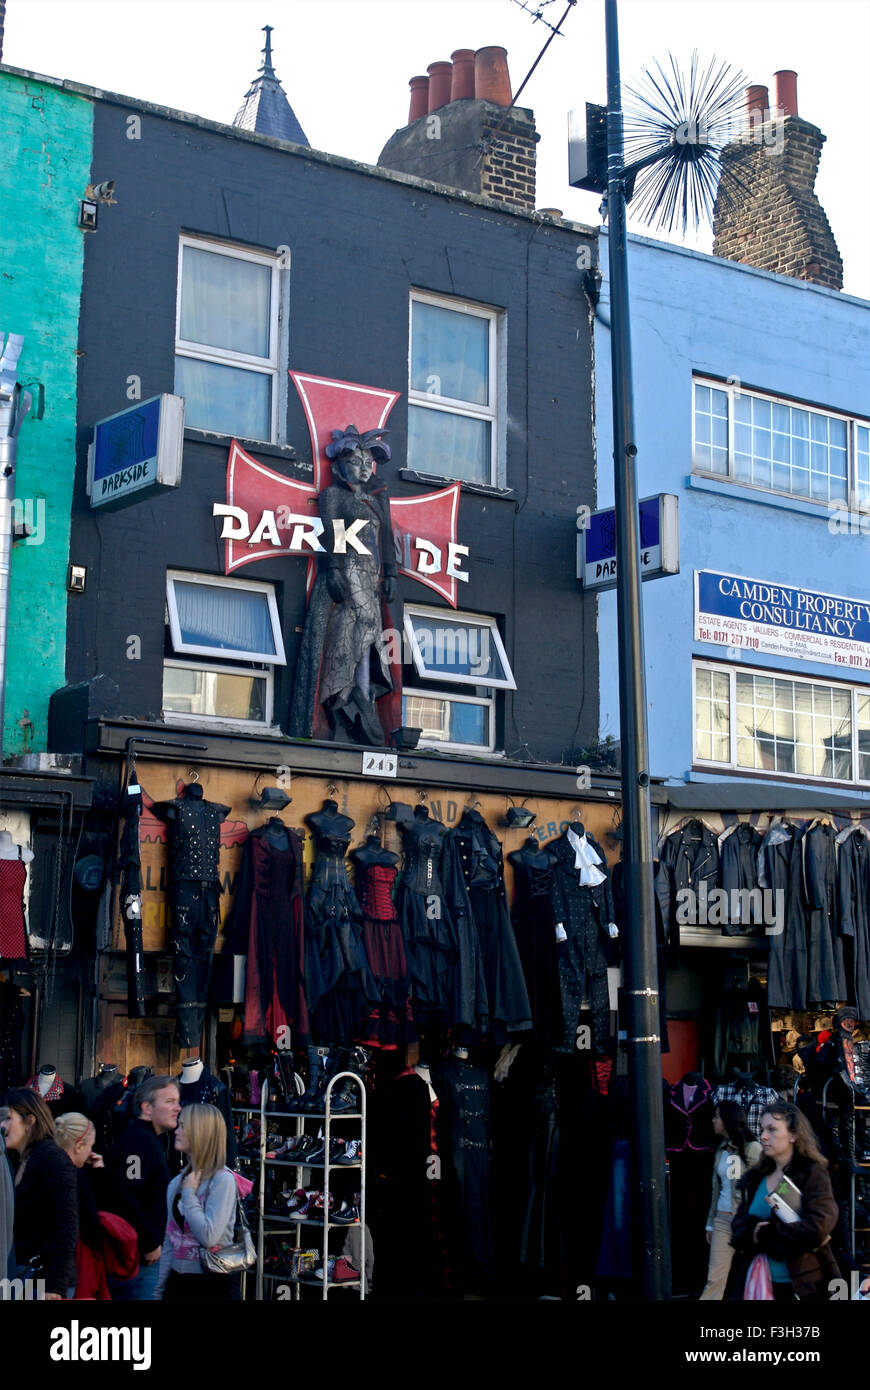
[0,332,33,755]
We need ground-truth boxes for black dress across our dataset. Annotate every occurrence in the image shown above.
[762,821,809,1010]
[304,802,378,1044]
[507,841,563,1051]
[396,806,487,1040]
[448,809,532,1045]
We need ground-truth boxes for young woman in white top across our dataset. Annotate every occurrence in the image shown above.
[155,1102,240,1301]
[700,1100,762,1300]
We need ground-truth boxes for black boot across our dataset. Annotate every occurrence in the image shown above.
[305,1046,346,1113]
[287,1046,326,1113]
[329,1045,369,1114]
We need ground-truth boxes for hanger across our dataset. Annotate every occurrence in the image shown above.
[464,795,482,811]
[326,782,338,798]
[186,768,200,783]
[417,788,428,803]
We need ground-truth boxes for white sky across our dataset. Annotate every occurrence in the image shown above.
[5,0,870,298]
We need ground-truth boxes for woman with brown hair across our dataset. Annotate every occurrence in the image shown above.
[155,1102,245,1301]
[727,1100,840,1300]
[0,1088,77,1298]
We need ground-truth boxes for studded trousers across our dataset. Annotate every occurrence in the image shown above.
[171,880,220,1047]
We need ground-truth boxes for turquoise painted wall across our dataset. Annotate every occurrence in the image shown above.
[0,71,92,754]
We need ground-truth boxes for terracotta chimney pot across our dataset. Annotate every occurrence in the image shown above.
[745,85,770,121]
[773,70,798,117]
[408,75,430,124]
[474,46,512,106]
[427,61,453,113]
[450,49,476,101]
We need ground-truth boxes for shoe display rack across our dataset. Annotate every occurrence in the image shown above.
[255,1073,367,1301]
[232,1106,261,1300]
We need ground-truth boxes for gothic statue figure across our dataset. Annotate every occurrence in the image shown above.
[289,425,399,745]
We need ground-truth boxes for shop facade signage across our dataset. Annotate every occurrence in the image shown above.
[695,570,870,670]
[577,493,679,590]
[87,394,184,508]
[212,372,470,608]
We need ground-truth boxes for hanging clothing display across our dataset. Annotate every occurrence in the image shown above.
[224,819,308,1047]
[375,1066,452,1300]
[760,820,808,1010]
[448,809,532,1045]
[658,819,720,947]
[837,827,870,1019]
[154,783,230,1047]
[396,806,488,1040]
[803,820,847,1006]
[431,1053,495,1294]
[0,852,29,963]
[304,801,378,1045]
[547,827,616,1055]
[350,837,415,1050]
[664,1074,716,1297]
[507,841,563,1051]
[711,1079,780,1140]
[718,822,764,934]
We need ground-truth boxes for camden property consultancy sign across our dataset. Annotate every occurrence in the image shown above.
[695,570,870,672]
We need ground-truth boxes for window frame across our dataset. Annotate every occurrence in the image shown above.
[162,657,276,732]
[692,658,870,786]
[403,603,516,691]
[691,375,870,513]
[402,686,496,755]
[407,289,502,487]
[165,570,287,665]
[174,234,281,444]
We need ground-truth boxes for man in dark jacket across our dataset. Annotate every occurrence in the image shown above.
[104,1074,179,1301]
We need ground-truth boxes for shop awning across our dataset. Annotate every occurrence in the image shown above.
[663,780,869,813]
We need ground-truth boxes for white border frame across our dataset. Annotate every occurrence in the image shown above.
[408,289,502,486]
[692,657,870,786]
[166,570,287,665]
[402,686,496,754]
[691,374,870,513]
[175,235,281,444]
[403,603,517,690]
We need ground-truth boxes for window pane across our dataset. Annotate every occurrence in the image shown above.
[173,580,277,657]
[163,665,267,721]
[175,356,271,440]
[180,247,271,358]
[407,403,491,484]
[411,301,489,405]
[408,612,508,682]
[402,692,489,749]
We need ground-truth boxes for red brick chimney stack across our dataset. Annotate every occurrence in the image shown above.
[712,68,843,291]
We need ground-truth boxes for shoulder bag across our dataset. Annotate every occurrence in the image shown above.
[199,1175,256,1276]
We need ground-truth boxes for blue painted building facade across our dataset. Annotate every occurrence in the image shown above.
[595,230,870,805]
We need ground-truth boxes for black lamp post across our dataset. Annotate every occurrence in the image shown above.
[603,0,670,1301]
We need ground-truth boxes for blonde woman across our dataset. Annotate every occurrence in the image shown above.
[55,1112,137,1299]
[155,1103,241,1301]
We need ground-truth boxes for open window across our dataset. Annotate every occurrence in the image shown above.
[163,571,285,730]
[401,605,515,754]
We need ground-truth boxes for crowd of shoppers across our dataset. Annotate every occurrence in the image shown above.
[0,1072,238,1302]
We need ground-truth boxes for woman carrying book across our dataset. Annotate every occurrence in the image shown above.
[727,1100,840,1301]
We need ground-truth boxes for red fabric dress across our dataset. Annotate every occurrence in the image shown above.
[355,861,415,1049]
[0,857,28,962]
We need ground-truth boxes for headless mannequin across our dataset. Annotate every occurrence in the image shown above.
[36,1064,58,1097]
[0,831,34,862]
[555,821,619,939]
[180,1057,204,1085]
[414,1061,437,1102]
[352,833,398,868]
[264,817,290,850]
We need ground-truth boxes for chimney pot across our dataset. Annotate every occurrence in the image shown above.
[745,84,770,121]
[427,61,453,113]
[408,75,430,124]
[773,70,798,117]
[474,46,512,106]
[450,49,476,101]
